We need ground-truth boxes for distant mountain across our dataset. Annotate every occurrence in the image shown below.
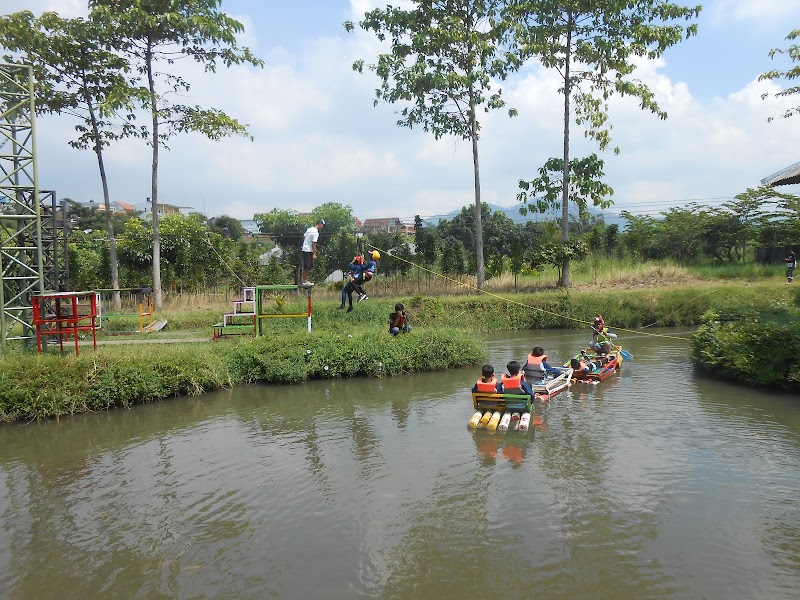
[423,202,626,227]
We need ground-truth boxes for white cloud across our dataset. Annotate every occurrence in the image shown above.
[15,0,800,224]
[711,0,800,24]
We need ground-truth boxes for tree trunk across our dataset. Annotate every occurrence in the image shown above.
[88,98,121,309]
[469,84,484,290]
[146,43,163,309]
[560,12,574,288]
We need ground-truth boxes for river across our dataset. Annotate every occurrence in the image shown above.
[1,329,798,599]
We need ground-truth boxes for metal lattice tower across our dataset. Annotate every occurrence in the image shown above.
[0,63,45,352]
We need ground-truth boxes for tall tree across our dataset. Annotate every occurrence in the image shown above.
[208,215,244,240]
[0,11,142,305]
[510,0,700,286]
[346,0,516,290]
[759,29,800,121]
[90,0,263,308]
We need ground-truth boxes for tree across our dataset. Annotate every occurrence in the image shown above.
[346,0,517,290]
[208,215,244,240]
[510,0,700,286]
[440,236,467,286]
[620,211,657,261]
[0,11,143,305]
[657,205,706,264]
[254,204,356,283]
[759,29,800,121]
[414,215,439,290]
[91,0,263,308]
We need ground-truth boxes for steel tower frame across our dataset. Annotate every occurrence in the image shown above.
[0,63,45,352]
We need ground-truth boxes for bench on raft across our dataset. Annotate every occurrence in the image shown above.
[472,369,574,412]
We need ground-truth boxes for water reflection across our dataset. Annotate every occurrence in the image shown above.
[0,329,799,599]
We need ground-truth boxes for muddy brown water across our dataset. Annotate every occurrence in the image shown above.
[1,329,798,599]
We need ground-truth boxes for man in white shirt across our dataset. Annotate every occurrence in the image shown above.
[301,218,325,285]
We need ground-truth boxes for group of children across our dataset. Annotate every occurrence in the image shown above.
[472,346,564,400]
[473,317,620,396]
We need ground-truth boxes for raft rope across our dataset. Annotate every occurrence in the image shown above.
[369,244,700,342]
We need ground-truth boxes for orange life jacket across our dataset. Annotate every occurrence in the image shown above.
[475,377,498,393]
[526,353,547,365]
[524,354,547,381]
[501,373,524,392]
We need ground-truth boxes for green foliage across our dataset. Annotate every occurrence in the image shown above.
[208,215,244,240]
[0,329,484,422]
[692,311,800,390]
[348,0,519,289]
[255,204,358,283]
[518,154,614,214]
[759,28,800,121]
[509,0,700,284]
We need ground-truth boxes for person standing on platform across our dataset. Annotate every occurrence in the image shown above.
[301,218,325,285]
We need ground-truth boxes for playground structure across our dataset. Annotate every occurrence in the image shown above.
[31,291,98,356]
[213,286,256,340]
[214,284,314,339]
[95,288,158,334]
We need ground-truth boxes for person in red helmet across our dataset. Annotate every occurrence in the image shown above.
[339,254,365,312]
[353,250,380,302]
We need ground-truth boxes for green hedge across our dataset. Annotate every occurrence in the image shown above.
[692,311,800,390]
[0,329,484,422]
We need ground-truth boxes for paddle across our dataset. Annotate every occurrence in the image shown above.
[620,349,632,362]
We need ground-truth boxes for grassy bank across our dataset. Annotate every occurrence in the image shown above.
[692,309,800,392]
[0,329,484,423]
[96,280,793,338]
[4,279,796,421]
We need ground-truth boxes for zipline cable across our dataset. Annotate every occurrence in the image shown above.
[369,244,700,342]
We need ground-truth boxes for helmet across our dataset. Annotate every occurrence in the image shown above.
[371,250,380,260]
[354,255,364,265]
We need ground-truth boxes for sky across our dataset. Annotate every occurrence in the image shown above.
[3,0,800,223]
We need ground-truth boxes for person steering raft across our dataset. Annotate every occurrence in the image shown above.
[589,314,617,355]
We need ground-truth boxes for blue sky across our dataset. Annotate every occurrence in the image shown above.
[4,0,800,222]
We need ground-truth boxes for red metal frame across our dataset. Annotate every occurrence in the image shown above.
[32,292,98,356]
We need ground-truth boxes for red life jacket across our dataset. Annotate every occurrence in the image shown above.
[501,373,524,392]
[475,377,498,393]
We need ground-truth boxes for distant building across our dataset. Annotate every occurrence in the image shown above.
[97,200,135,213]
[139,201,194,218]
[76,200,136,213]
[259,246,284,265]
[362,217,406,234]
[240,219,262,238]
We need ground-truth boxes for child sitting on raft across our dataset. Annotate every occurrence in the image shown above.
[524,346,562,381]
[501,360,535,399]
[570,354,611,374]
[472,364,503,393]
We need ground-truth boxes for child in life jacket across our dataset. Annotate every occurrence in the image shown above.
[501,360,535,399]
[570,354,611,374]
[524,346,562,382]
[471,364,503,393]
